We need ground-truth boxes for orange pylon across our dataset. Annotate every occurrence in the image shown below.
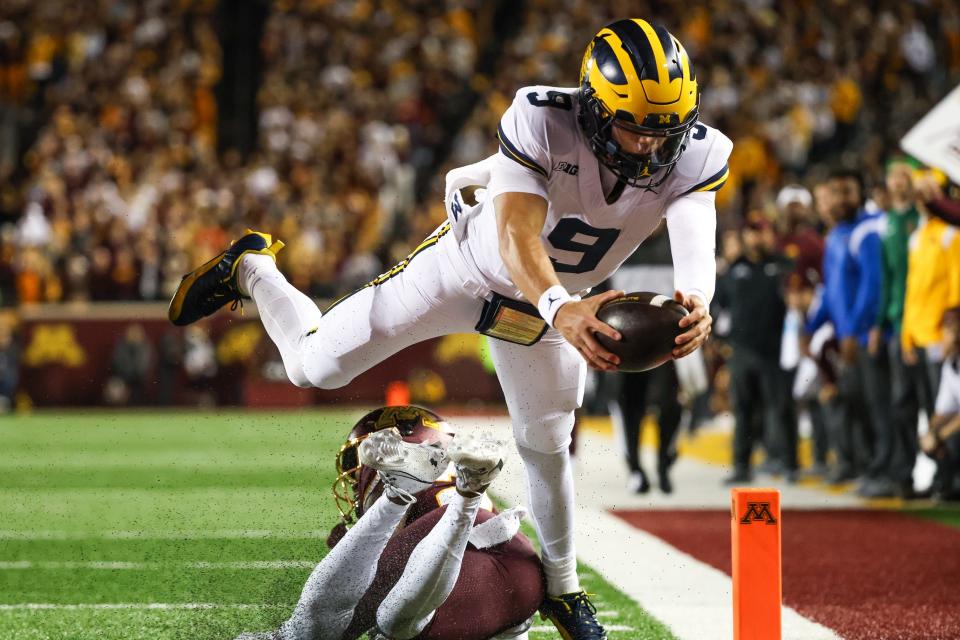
[731,488,782,640]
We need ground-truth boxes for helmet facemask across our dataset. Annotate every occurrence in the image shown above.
[578,86,699,191]
[332,435,367,525]
[333,434,391,526]
[331,405,454,526]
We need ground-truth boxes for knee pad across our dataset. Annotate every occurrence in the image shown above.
[297,332,363,390]
[286,371,314,389]
[512,409,574,454]
[302,361,353,390]
[281,358,314,389]
[300,351,355,390]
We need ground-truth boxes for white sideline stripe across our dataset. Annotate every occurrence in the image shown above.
[0,603,287,611]
[572,510,840,640]
[477,418,843,640]
[0,530,329,540]
[0,561,316,570]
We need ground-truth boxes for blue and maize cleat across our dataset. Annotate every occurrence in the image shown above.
[168,230,284,326]
[540,591,608,640]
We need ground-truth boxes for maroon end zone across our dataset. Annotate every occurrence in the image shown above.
[612,509,960,640]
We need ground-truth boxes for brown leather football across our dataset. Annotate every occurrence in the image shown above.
[594,292,688,372]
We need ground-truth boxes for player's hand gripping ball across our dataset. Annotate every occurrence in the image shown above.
[594,292,689,372]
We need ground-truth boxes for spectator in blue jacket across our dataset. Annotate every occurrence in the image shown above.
[806,170,893,491]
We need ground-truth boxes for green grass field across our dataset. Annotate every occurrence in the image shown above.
[0,411,673,640]
[915,507,960,530]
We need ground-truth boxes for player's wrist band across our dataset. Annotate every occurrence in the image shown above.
[538,285,573,328]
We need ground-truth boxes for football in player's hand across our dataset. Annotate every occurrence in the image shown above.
[594,292,689,372]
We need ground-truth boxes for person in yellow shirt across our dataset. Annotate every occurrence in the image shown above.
[901,207,960,414]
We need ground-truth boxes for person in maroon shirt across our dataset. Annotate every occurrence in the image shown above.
[776,185,829,477]
[234,406,545,640]
[776,185,825,288]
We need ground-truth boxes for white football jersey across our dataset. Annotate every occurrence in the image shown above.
[445,85,732,302]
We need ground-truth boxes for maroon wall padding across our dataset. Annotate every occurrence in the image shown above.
[19,307,502,406]
[613,509,960,640]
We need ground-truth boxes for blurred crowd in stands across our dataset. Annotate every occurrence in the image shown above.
[3,0,960,499]
[447,0,960,213]
[4,0,959,307]
[0,0,485,306]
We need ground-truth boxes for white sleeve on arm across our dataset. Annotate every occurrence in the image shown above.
[486,92,551,201]
[487,153,548,201]
[665,190,718,304]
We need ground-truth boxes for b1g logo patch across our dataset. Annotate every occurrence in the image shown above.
[553,161,579,176]
[739,502,777,525]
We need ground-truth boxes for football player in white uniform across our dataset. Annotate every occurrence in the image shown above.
[170,18,730,639]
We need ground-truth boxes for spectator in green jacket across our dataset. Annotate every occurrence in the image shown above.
[865,160,922,497]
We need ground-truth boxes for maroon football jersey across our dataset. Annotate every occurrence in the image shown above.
[340,506,544,640]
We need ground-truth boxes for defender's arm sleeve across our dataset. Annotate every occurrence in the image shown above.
[665,190,718,305]
[486,92,550,202]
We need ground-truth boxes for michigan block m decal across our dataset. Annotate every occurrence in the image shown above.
[739,502,777,525]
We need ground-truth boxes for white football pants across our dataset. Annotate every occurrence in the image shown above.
[240,224,584,595]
